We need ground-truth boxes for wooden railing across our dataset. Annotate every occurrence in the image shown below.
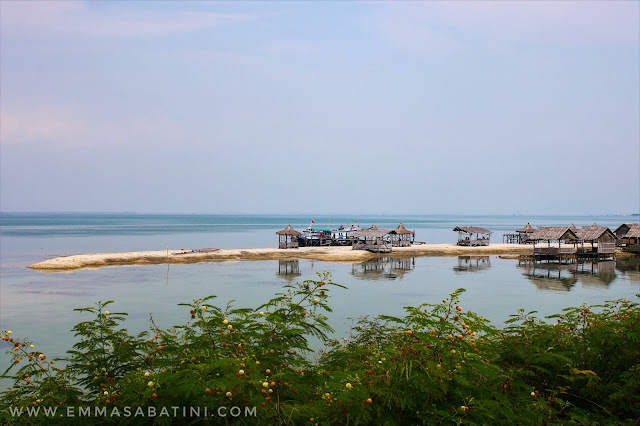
[392,240,412,247]
[598,242,616,254]
[353,241,392,253]
[279,242,299,249]
[533,247,575,255]
[458,238,490,247]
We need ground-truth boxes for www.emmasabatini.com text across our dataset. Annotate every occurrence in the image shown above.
[9,405,258,419]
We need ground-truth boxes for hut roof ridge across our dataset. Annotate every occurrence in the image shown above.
[614,223,640,238]
[453,226,492,235]
[574,225,615,241]
[516,223,535,233]
[393,223,415,235]
[276,225,302,236]
[352,229,391,238]
[623,224,640,238]
[525,226,577,242]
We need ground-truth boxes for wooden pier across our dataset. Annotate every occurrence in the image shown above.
[503,223,534,244]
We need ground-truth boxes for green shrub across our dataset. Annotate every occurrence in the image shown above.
[1,272,638,425]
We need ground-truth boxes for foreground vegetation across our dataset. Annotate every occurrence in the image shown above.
[1,273,639,425]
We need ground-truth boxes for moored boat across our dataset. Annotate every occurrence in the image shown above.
[298,220,359,247]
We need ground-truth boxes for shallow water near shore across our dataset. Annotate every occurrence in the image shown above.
[1,213,639,389]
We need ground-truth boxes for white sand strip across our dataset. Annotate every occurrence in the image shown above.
[26,244,534,272]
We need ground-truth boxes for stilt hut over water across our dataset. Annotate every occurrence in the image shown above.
[614,223,640,247]
[453,226,492,246]
[276,225,301,249]
[525,227,578,257]
[391,223,415,247]
[572,225,616,257]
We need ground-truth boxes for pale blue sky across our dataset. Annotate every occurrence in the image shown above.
[1,1,638,215]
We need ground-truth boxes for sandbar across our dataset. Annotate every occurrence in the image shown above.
[27,244,535,272]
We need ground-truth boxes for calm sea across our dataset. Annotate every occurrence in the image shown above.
[1,213,639,388]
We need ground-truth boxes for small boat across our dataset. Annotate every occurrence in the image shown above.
[298,220,332,247]
[330,223,359,245]
[298,220,359,246]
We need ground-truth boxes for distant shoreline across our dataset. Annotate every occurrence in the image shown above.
[27,244,535,272]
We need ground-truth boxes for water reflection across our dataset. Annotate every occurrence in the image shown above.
[615,257,640,283]
[277,260,301,282]
[518,261,578,292]
[350,257,415,281]
[516,258,640,292]
[453,256,491,273]
[574,260,616,287]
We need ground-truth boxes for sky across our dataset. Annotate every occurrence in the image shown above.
[1,1,638,215]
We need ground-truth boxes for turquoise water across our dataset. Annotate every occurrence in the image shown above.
[1,213,639,389]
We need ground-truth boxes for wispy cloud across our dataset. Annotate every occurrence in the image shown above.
[1,107,88,147]
[369,1,639,54]
[1,1,250,38]
[1,105,187,149]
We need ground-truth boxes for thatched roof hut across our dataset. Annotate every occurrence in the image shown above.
[390,223,415,247]
[393,223,415,235]
[614,223,640,249]
[525,227,577,257]
[516,223,535,234]
[525,227,577,242]
[573,225,616,242]
[276,225,301,236]
[626,225,640,239]
[453,226,492,246]
[572,225,617,255]
[276,225,301,249]
[352,226,392,253]
[614,223,640,239]
[453,226,492,235]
